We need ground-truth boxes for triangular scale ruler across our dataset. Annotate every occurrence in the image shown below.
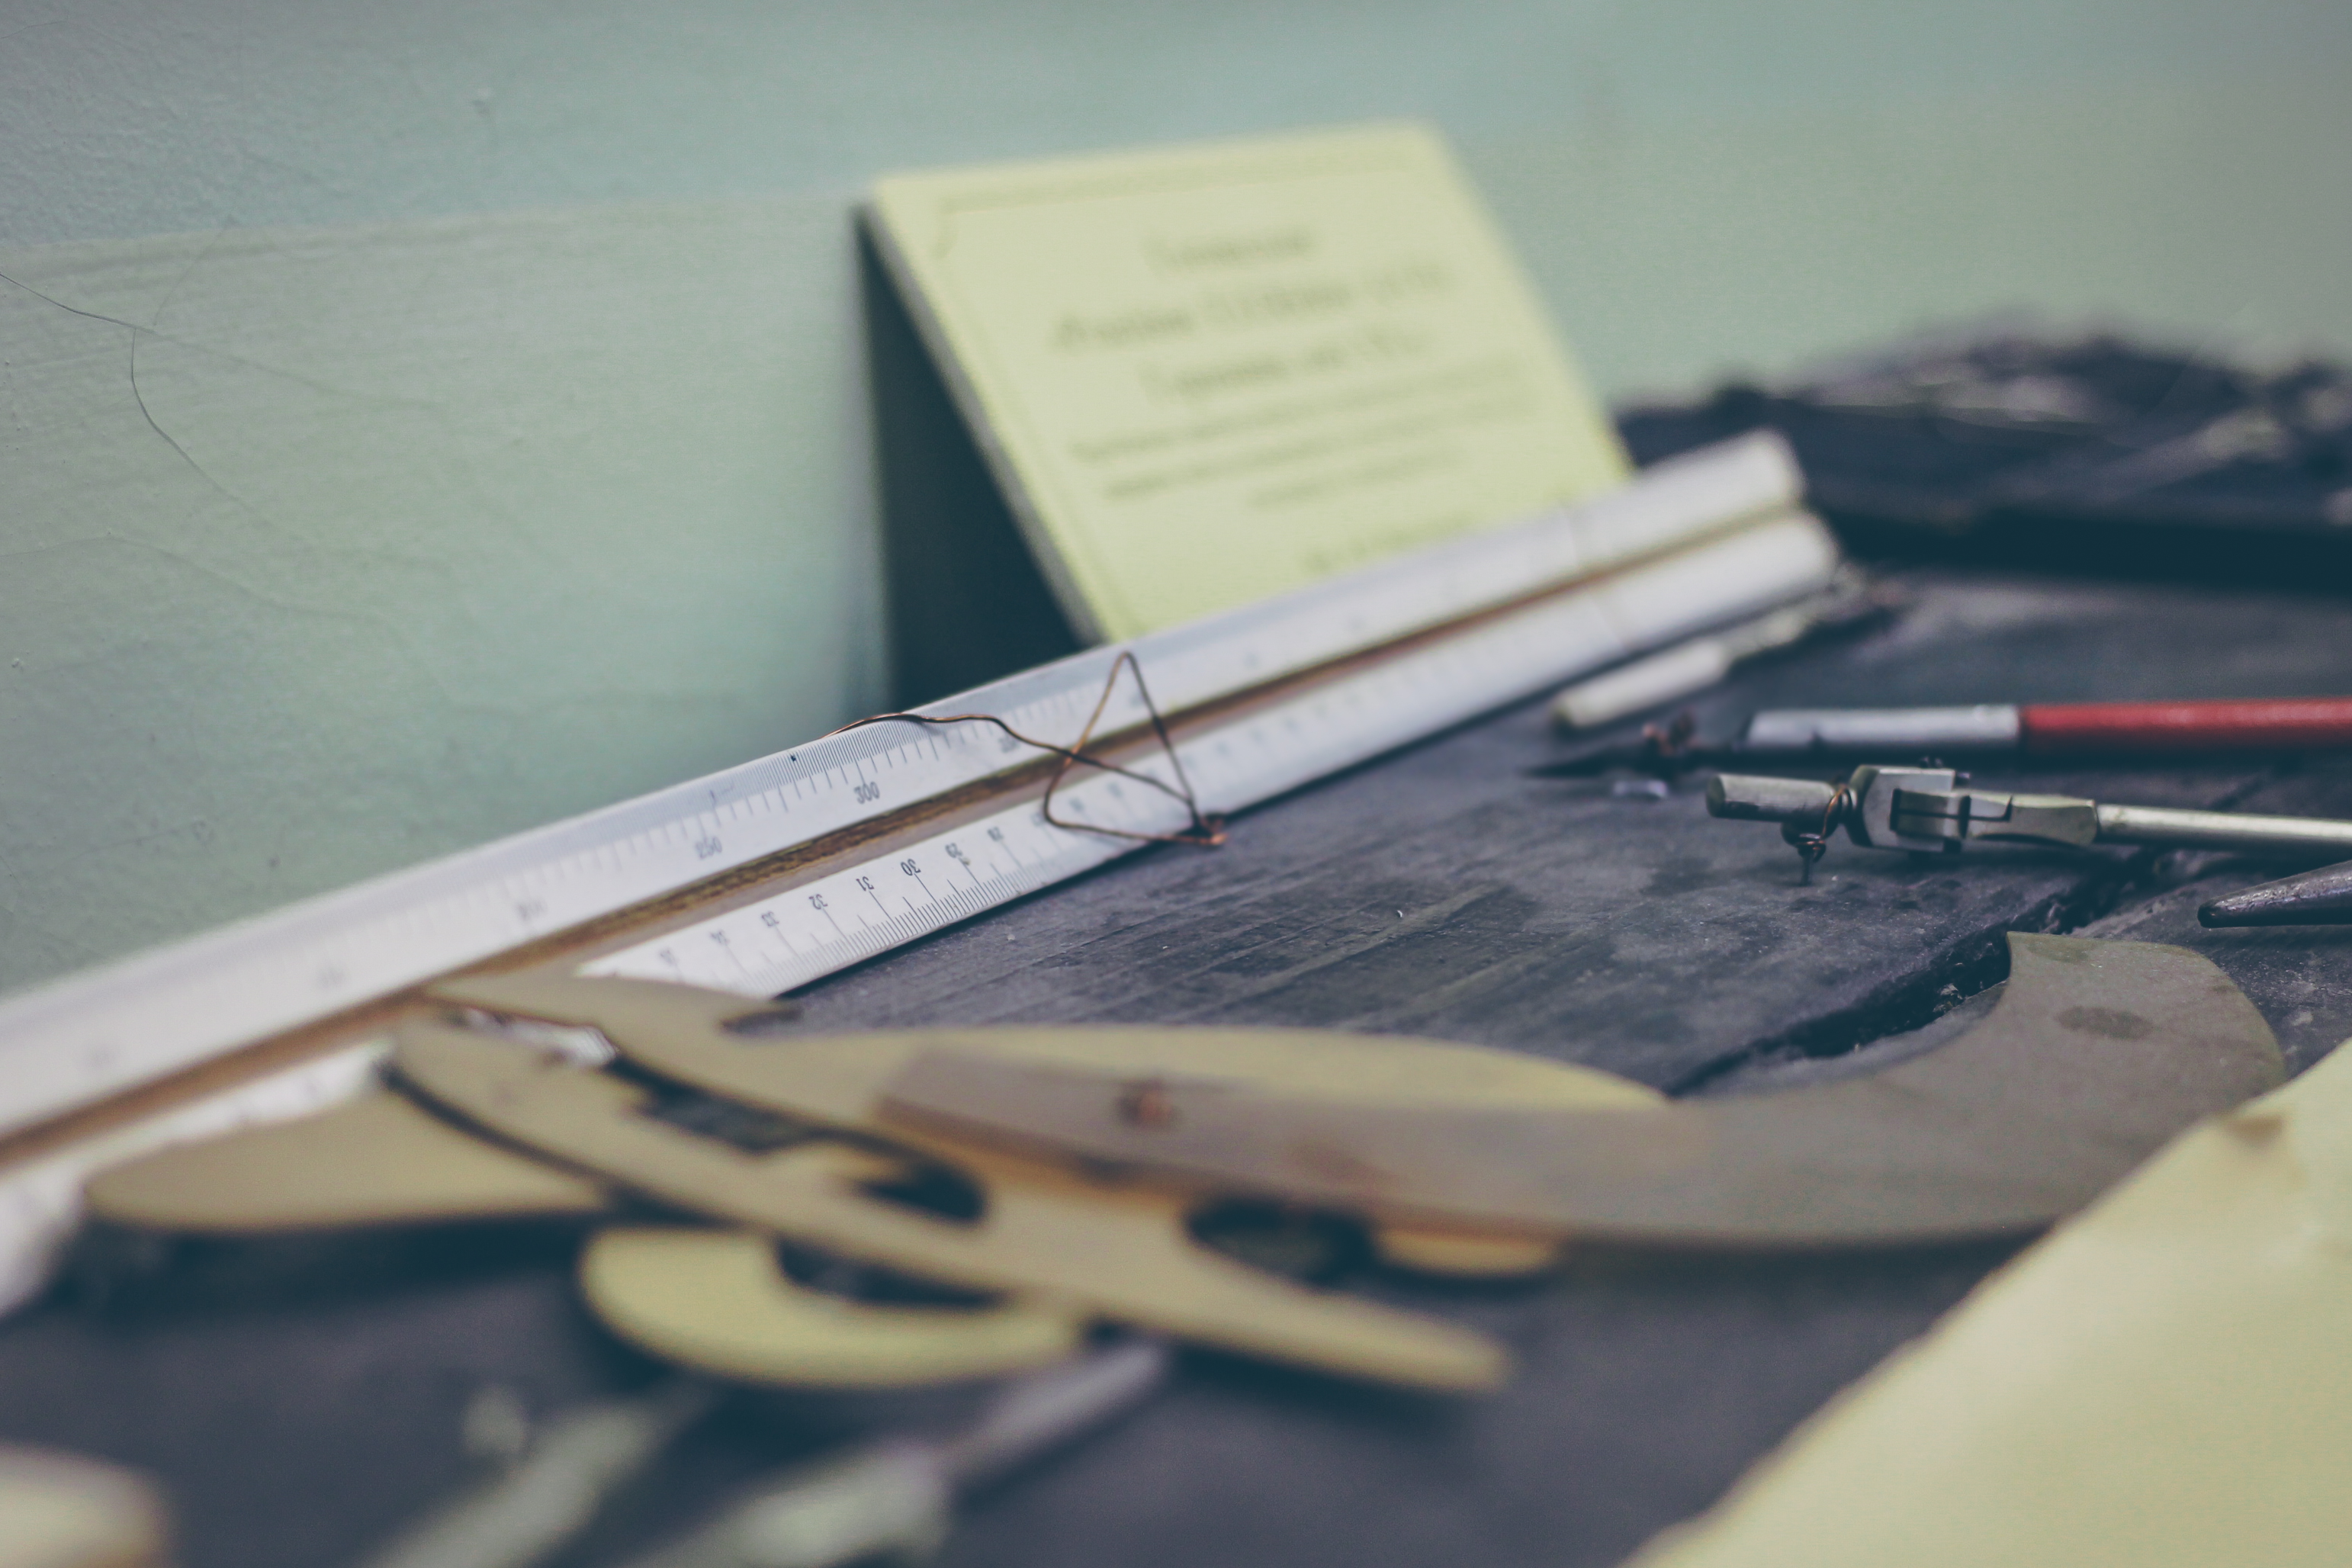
[0,434,1832,1308]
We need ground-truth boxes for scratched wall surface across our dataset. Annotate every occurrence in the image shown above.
[0,205,883,994]
[4,0,2351,1000]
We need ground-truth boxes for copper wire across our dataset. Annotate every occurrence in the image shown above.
[822,650,1226,850]
[1790,781,1852,885]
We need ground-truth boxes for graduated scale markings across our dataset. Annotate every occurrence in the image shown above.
[583,550,1829,999]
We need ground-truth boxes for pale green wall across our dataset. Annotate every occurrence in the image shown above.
[4,1,2349,998]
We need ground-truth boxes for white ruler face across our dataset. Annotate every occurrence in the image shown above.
[0,435,1833,1304]
[589,509,1840,995]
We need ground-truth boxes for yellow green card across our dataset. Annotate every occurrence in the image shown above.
[869,123,1630,643]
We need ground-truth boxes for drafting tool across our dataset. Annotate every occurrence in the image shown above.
[83,1013,622,1235]
[580,1224,1084,1388]
[90,973,1654,1249]
[877,934,2283,1248]
[2199,860,2352,927]
[352,1380,717,1568]
[85,1090,609,1233]
[389,1022,1507,1390]
[1740,696,2352,757]
[391,966,1678,1383]
[1708,764,2352,876]
[429,969,1656,1268]
[1536,694,2352,777]
[426,970,1662,1120]
[0,433,1829,1313]
[620,1339,1168,1568]
[1547,570,1896,731]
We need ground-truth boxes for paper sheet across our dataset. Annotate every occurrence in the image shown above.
[1624,1033,2352,1568]
[869,124,1629,641]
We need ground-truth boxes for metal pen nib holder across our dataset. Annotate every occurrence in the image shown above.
[1708,765,2352,882]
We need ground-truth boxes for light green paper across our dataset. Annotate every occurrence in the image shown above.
[870,124,1630,642]
[1626,1034,2352,1568]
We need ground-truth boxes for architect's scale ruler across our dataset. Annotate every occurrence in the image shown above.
[0,434,1833,1306]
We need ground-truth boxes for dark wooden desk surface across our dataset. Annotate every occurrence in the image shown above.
[4,569,2350,1568]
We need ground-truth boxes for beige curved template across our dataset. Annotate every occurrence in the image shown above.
[0,1444,169,1568]
[433,972,1660,1124]
[431,971,1656,1276]
[874,935,2286,1247]
[393,1021,1508,1392]
[583,1219,1081,1388]
[85,1081,608,1232]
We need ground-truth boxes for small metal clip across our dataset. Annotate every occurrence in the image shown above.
[1888,787,2099,848]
